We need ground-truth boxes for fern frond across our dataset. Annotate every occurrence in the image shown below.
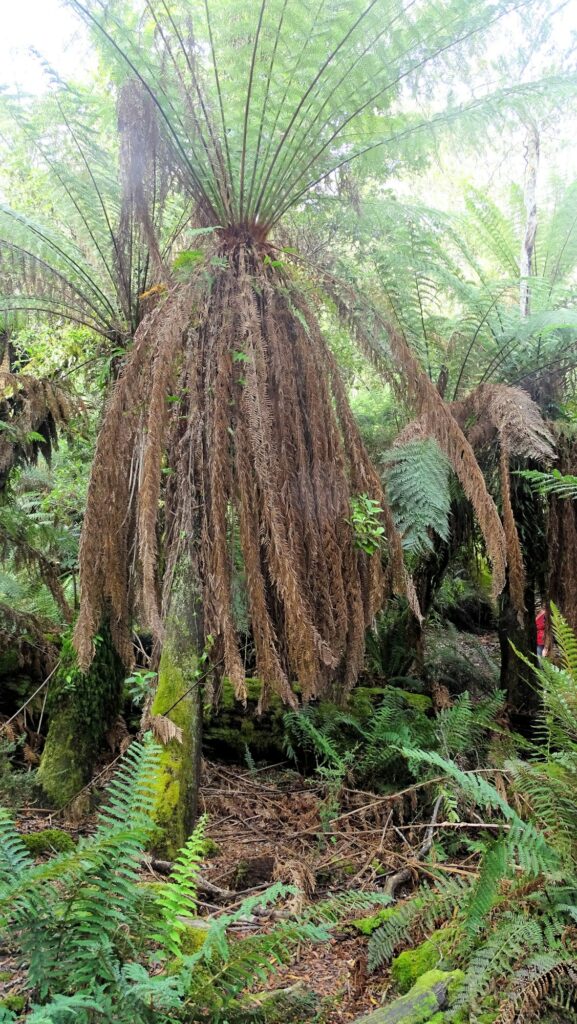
[154,814,207,956]
[516,468,577,499]
[0,809,33,883]
[384,438,451,554]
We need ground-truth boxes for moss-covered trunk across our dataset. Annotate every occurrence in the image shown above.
[150,563,203,857]
[38,626,125,808]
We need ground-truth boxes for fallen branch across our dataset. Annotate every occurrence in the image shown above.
[383,795,443,899]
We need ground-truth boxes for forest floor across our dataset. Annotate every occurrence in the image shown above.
[8,753,481,1022]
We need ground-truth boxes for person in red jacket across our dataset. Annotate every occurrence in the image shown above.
[535,604,548,657]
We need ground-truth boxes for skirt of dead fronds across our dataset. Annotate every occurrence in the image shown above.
[75,239,403,707]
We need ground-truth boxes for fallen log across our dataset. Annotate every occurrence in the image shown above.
[352,969,463,1024]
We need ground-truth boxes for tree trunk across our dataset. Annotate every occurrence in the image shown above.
[149,560,203,856]
[38,625,125,808]
[520,124,539,318]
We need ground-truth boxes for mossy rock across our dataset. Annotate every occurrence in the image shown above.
[391,927,456,994]
[351,905,397,935]
[225,985,318,1024]
[21,828,76,856]
[201,837,220,858]
[203,677,287,763]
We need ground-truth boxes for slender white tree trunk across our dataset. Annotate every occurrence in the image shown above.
[520,125,539,318]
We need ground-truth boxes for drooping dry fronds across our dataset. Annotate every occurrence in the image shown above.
[75,240,385,705]
[0,371,75,490]
[451,382,555,619]
[453,383,556,463]
[323,280,508,600]
[548,429,577,633]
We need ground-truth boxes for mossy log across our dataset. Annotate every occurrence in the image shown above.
[352,970,463,1024]
[203,684,390,764]
[38,626,124,808]
[391,926,455,993]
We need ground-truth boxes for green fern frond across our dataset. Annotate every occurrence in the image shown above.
[154,814,208,956]
[384,438,451,554]
[0,809,33,883]
[516,468,577,499]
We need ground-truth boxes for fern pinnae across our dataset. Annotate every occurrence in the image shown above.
[155,814,208,957]
[0,809,33,883]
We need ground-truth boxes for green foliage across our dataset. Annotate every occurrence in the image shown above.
[283,686,505,792]
[384,439,452,554]
[154,815,207,957]
[362,608,577,1021]
[0,737,38,809]
[1,736,394,1023]
[349,494,386,556]
[21,829,76,857]
[516,467,577,498]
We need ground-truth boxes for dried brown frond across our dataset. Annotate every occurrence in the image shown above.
[495,960,577,1024]
[316,272,507,597]
[548,428,577,632]
[0,371,76,490]
[451,384,554,620]
[76,240,384,704]
[453,383,556,463]
[146,713,183,746]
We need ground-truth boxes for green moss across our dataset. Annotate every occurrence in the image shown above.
[201,837,220,858]
[391,927,455,993]
[0,971,12,982]
[347,686,388,721]
[21,828,76,856]
[351,905,397,935]
[0,995,25,1012]
[203,677,287,763]
[180,924,209,955]
[38,626,125,808]
[151,638,201,858]
[363,970,463,1024]
[0,650,20,677]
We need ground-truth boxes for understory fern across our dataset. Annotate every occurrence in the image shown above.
[283,685,505,790]
[0,736,390,1023]
[364,606,577,1022]
[516,467,577,499]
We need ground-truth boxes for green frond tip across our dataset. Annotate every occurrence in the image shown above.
[515,468,577,499]
[154,814,208,957]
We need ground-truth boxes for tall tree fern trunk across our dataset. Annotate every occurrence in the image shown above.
[38,625,125,808]
[150,559,203,856]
